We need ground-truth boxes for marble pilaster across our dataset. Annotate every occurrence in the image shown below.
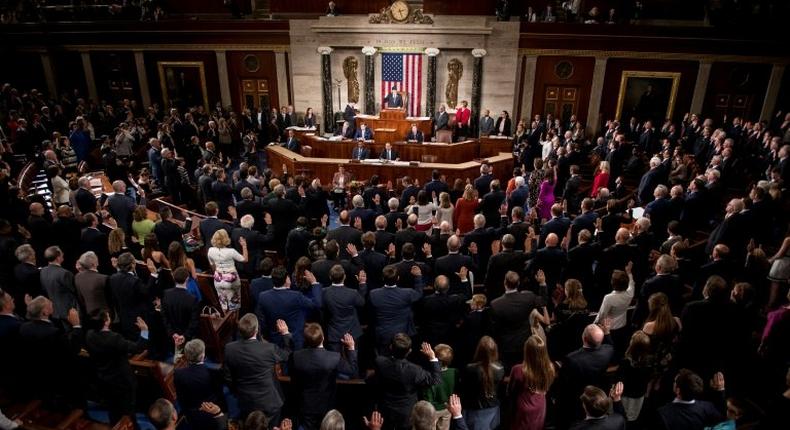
[425,48,439,118]
[318,46,334,133]
[471,49,486,138]
[363,46,376,115]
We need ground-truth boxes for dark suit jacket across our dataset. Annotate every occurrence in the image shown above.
[539,216,572,248]
[435,252,477,298]
[369,280,424,346]
[371,356,442,430]
[491,291,546,368]
[349,207,377,232]
[634,273,684,325]
[384,211,407,233]
[563,175,583,214]
[384,93,404,108]
[19,320,84,398]
[380,148,400,161]
[569,402,627,430]
[108,271,156,339]
[570,211,598,248]
[162,287,200,339]
[106,193,136,234]
[326,225,363,260]
[290,347,358,427]
[13,262,43,304]
[473,174,493,198]
[81,227,110,272]
[84,329,146,396]
[40,264,79,321]
[419,291,467,346]
[485,250,528,300]
[256,285,321,349]
[493,117,512,136]
[560,339,615,422]
[656,400,724,430]
[354,128,374,140]
[637,168,662,206]
[644,197,672,239]
[399,185,420,211]
[463,227,497,279]
[223,336,292,416]
[174,364,226,430]
[406,130,425,143]
[75,187,98,215]
[351,146,370,160]
[285,137,300,152]
[231,226,274,278]
[153,219,192,253]
[359,248,389,290]
[394,227,426,260]
[529,246,568,292]
[200,218,232,248]
[322,283,367,343]
[480,190,506,228]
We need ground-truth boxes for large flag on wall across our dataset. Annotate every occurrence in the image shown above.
[381,53,422,117]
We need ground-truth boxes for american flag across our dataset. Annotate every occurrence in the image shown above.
[381,53,422,117]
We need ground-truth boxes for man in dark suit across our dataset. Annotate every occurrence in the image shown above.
[256,266,321,349]
[508,176,529,214]
[644,185,673,241]
[655,369,725,430]
[637,156,664,206]
[384,86,404,108]
[40,246,79,323]
[223,313,292,424]
[485,234,528,300]
[434,105,449,133]
[638,121,658,155]
[473,164,493,198]
[232,214,275,279]
[490,271,546,369]
[384,199,407,234]
[335,120,355,139]
[434,235,476,298]
[264,184,303,252]
[480,180,506,229]
[528,233,567,300]
[284,129,300,153]
[539,204,571,248]
[351,140,369,160]
[570,385,627,430]
[358,231,390,290]
[322,265,367,352]
[161,268,200,341]
[75,176,98,216]
[424,170,449,198]
[569,199,598,249]
[108,253,158,340]
[633,255,684,326]
[343,103,356,130]
[418,275,467,346]
[290,324,358,430]
[369,265,424,352]
[394,214,427,260]
[704,198,748,262]
[0,289,22,392]
[349,195,377,232]
[563,165,583,215]
[379,142,400,161]
[354,123,374,141]
[13,244,43,308]
[679,178,708,234]
[369,334,441,430]
[463,214,497,281]
[174,339,227,430]
[493,111,512,136]
[327,210,363,260]
[153,207,193,253]
[394,243,432,290]
[406,124,425,143]
[558,322,615,426]
[80,213,111,273]
[106,180,139,235]
[399,177,420,210]
[199,202,232,248]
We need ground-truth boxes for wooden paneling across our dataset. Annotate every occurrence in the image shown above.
[226,51,280,112]
[529,56,595,125]
[143,51,220,109]
[52,50,87,97]
[702,62,771,122]
[270,0,389,15]
[90,51,140,103]
[599,58,698,124]
[168,0,233,15]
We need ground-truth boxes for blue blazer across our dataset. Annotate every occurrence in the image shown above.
[256,284,321,349]
[369,278,424,346]
[354,127,373,140]
[351,147,370,160]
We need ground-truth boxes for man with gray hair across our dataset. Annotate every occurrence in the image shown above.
[13,244,42,308]
[108,252,158,340]
[147,137,163,186]
[385,197,407,234]
[75,251,110,316]
[231,213,274,278]
[634,254,683,325]
[637,155,665,206]
[434,235,475,298]
[174,339,227,430]
[463,214,496,280]
[645,183,672,240]
[349,194,376,231]
[106,179,144,234]
[74,175,98,216]
[40,246,79,322]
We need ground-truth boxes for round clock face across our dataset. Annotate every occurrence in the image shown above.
[243,54,260,73]
[554,61,574,80]
[391,0,410,22]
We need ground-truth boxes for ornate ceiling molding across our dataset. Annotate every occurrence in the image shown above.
[517,48,790,64]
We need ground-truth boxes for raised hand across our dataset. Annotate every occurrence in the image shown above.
[447,394,462,418]
[357,270,367,285]
[535,269,546,285]
[341,333,356,350]
[410,265,423,278]
[146,258,157,274]
[276,319,289,335]
[228,205,237,219]
[172,333,185,347]
[610,381,624,402]
[422,243,432,257]
[710,372,725,392]
[274,418,292,430]
[468,242,478,255]
[421,342,436,360]
[395,218,403,230]
[199,402,221,416]
[321,213,329,227]
[347,243,358,256]
[304,270,317,285]
[387,243,396,257]
[135,317,149,332]
[264,213,273,225]
[363,411,383,430]
[67,308,80,327]
[354,216,363,230]
[239,237,247,248]
[625,261,633,276]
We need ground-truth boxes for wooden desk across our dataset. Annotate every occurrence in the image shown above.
[266,145,513,186]
[355,109,432,143]
[479,136,515,158]
[303,136,483,164]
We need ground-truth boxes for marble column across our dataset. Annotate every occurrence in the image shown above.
[215,50,233,108]
[40,52,57,99]
[690,60,712,116]
[362,46,377,115]
[760,64,786,121]
[520,55,537,123]
[586,57,608,136]
[318,46,334,133]
[275,51,290,106]
[425,48,439,118]
[471,49,486,137]
[133,51,151,108]
[80,52,99,102]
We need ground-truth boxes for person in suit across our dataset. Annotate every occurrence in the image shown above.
[493,111,512,137]
[568,199,598,249]
[40,246,79,323]
[75,176,99,216]
[563,165,583,215]
[369,264,425,352]
[558,323,615,426]
[419,275,467,346]
[349,195,377,232]
[380,142,400,161]
[352,140,370,160]
[290,324,358,430]
[80,213,111,273]
[633,255,684,325]
[644,185,673,241]
[335,120,355,139]
[637,157,664,206]
[655,369,725,430]
[539,204,571,248]
[331,166,352,211]
[473,164,493,198]
[161,267,200,341]
[322,264,367,351]
[326,211,363,259]
[0,289,22,392]
[108,253,158,340]
[704,198,748,262]
[284,129,300,153]
[424,170,449,198]
[258,260,321,347]
[354,123,374,141]
[12,244,43,309]
[485,234,528,300]
[231,214,275,279]
[434,105,450,134]
[569,384,626,430]
[223,313,292,424]
[153,207,193,253]
[369,333,442,430]
[358,230,390,289]
[84,309,149,425]
[490,271,547,369]
[463,214,497,281]
[479,109,495,137]
[384,86,404,108]
[406,123,425,143]
[75,251,110,317]
[326,1,340,16]
[480,179,506,229]
[434,235,476,298]
[529,233,568,295]
[174,339,227,430]
[106,180,140,235]
[343,103,357,130]
[199,202,232,248]
[399,177,420,210]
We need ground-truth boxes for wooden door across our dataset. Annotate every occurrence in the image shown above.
[240,79,271,112]
[543,86,578,123]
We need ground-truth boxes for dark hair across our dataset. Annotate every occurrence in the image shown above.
[675,368,704,401]
[402,242,415,260]
[580,386,610,418]
[325,240,339,260]
[243,411,268,430]
[417,190,429,206]
[383,265,398,286]
[258,257,274,275]
[303,323,324,348]
[271,266,288,288]
[390,333,412,359]
[611,270,629,291]
[329,264,346,284]
[173,267,190,285]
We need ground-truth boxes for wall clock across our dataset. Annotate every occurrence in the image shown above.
[243,54,260,73]
[554,61,574,80]
[390,0,410,22]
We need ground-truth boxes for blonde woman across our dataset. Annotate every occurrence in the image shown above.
[507,335,555,430]
[207,230,248,311]
[435,192,454,231]
[591,160,610,197]
[131,206,155,245]
[453,184,479,235]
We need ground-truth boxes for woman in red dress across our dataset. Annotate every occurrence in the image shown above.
[507,335,556,430]
[591,160,610,197]
[453,184,480,235]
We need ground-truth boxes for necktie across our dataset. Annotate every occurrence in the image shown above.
[387,150,391,160]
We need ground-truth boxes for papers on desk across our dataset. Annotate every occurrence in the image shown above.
[631,207,645,219]
[406,116,431,121]
[486,135,511,139]
[361,159,410,166]
[355,114,379,120]
[286,126,317,131]
[326,135,344,141]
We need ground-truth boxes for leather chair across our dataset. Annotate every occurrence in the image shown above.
[435,129,453,143]
[300,145,313,157]
[421,155,438,163]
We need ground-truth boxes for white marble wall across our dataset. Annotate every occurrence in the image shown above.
[289,15,520,128]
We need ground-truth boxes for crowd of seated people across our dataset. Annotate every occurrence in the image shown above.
[0,78,789,430]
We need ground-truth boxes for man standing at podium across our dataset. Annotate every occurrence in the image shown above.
[379,142,400,161]
[354,123,374,141]
[456,100,471,139]
[406,124,424,143]
[383,86,403,109]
